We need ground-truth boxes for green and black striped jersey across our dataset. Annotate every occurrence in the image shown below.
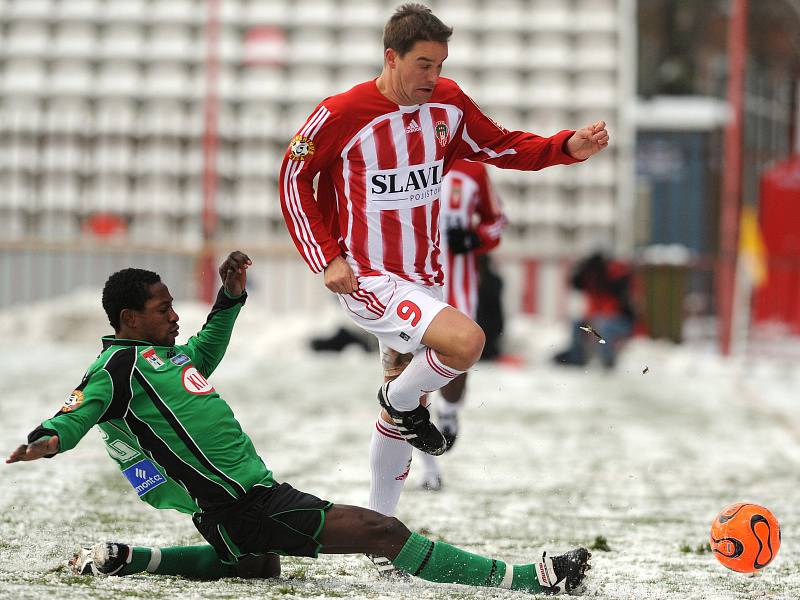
[30,287,274,514]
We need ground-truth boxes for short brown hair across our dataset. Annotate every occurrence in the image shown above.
[383,4,453,57]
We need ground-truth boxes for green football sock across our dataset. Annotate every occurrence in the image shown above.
[121,545,236,579]
[391,532,543,593]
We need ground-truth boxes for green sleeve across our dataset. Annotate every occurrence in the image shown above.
[41,369,114,453]
[184,287,246,377]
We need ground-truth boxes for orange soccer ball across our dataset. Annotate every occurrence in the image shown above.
[710,503,781,573]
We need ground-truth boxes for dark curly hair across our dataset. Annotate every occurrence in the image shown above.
[384,3,452,57]
[102,268,161,331]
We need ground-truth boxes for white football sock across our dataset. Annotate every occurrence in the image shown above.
[437,397,462,417]
[369,416,412,516]
[386,347,465,412]
[415,448,440,478]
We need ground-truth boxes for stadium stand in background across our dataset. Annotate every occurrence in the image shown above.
[0,0,798,356]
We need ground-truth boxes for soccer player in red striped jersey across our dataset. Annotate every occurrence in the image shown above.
[415,159,507,491]
[278,3,609,544]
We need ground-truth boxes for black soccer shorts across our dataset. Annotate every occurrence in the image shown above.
[193,482,333,563]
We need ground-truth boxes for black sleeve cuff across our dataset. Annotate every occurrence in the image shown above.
[27,426,60,458]
[217,287,247,307]
[27,426,58,444]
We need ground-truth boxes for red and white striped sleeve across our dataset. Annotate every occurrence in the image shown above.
[279,104,343,273]
[455,89,582,171]
[473,163,507,255]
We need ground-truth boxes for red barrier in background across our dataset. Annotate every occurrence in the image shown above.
[521,259,539,315]
[753,155,800,333]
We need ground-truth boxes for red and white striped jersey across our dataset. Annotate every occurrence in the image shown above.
[279,77,578,286]
[440,159,506,318]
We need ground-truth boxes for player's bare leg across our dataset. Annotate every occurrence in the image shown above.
[421,307,485,371]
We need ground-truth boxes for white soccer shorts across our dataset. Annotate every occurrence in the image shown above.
[337,274,449,356]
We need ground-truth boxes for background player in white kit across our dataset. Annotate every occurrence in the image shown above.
[415,158,506,491]
[278,4,609,567]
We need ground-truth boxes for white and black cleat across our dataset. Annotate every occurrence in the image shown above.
[366,554,409,580]
[377,384,447,456]
[69,542,131,577]
[536,547,591,595]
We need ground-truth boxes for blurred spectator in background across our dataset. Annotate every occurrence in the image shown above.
[553,252,635,370]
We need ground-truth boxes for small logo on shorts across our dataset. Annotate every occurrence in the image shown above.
[399,332,410,341]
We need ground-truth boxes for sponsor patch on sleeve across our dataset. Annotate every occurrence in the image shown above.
[122,459,167,497]
[62,389,85,413]
[289,135,315,161]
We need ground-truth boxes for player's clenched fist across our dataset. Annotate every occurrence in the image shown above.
[220,250,251,297]
[566,121,609,160]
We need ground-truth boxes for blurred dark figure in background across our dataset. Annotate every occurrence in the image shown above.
[475,254,504,361]
[553,252,635,369]
[310,325,377,353]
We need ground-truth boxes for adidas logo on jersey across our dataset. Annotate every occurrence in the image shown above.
[405,120,421,134]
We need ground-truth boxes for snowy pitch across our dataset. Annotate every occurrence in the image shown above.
[1,292,798,599]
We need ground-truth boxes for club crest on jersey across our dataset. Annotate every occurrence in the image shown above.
[62,389,84,413]
[434,121,449,146]
[170,353,191,366]
[141,348,164,369]
[182,366,215,395]
[289,135,315,161]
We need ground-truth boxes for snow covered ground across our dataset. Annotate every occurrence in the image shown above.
[1,290,798,599]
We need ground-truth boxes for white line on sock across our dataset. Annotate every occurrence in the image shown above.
[145,547,162,573]
[499,563,514,589]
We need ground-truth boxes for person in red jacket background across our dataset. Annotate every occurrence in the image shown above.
[553,252,635,369]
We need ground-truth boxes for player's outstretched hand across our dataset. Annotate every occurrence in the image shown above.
[6,435,59,463]
[566,121,609,160]
[324,255,359,294]
[220,250,252,297]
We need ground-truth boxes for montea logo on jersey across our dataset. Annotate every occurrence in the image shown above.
[122,459,167,497]
[366,160,444,211]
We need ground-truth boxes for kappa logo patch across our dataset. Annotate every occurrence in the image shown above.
[122,459,167,497]
[62,389,84,413]
[140,348,164,369]
[170,353,191,366]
